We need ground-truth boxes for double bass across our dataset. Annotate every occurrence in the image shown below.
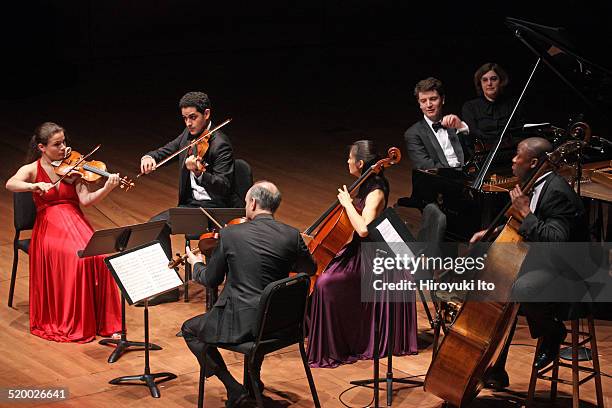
[424,140,583,407]
[302,147,401,293]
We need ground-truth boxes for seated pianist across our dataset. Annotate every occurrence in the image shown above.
[401,77,474,253]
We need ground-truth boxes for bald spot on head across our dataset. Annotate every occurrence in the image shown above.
[520,137,553,160]
[247,180,282,214]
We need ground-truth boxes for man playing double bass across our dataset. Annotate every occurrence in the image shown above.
[470,137,588,389]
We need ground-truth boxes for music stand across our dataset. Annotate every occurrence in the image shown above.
[349,208,426,407]
[169,207,245,307]
[105,241,182,398]
[78,220,166,363]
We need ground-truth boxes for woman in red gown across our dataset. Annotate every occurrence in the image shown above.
[5,122,122,343]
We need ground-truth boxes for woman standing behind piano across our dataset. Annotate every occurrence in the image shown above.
[462,62,524,148]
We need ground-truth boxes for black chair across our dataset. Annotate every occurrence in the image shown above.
[184,159,253,305]
[8,192,37,308]
[197,273,320,408]
[230,159,253,208]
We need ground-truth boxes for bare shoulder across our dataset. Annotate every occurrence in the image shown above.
[17,161,38,178]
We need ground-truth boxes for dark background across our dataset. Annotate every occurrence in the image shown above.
[1,1,611,147]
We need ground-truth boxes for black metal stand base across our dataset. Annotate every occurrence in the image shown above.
[109,372,177,398]
[350,376,423,407]
[349,298,424,407]
[99,337,163,363]
[560,345,592,362]
[99,295,162,363]
[108,299,176,398]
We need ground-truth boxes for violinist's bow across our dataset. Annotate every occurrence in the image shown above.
[135,118,232,179]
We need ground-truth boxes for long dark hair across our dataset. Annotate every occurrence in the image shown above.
[26,122,65,163]
[350,140,389,203]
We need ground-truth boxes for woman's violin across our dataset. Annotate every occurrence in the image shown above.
[52,145,134,190]
[168,216,248,269]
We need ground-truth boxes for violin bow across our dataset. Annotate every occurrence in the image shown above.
[51,144,101,187]
[200,207,224,230]
[136,118,232,179]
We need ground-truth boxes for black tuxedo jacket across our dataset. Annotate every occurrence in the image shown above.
[518,173,587,243]
[192,214,316,344]
[145,127,234,207]
[404,119,466,169]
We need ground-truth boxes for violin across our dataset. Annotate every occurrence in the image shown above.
[52,146,134,190]
[136,118,232,179]
[168,216,248,269]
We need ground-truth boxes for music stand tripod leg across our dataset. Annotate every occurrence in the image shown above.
[108,300,177,398]
[350,300,423,406]
[99,294,162,363]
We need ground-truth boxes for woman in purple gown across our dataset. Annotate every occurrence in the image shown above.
[307,140,418,368]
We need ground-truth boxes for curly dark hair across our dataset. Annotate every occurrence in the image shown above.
[26,122,65,163]
[178,91,211,113]
[473,62,509,96]
[414,77,445,100]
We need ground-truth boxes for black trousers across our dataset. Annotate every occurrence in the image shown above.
[182,314,263,378]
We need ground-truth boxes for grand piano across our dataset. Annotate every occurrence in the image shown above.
[402,17,612,242]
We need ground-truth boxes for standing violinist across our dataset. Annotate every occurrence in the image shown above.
[470,137,588,389]
[5,122,122,342]
[139,91,235,304]
[181,181,316,406]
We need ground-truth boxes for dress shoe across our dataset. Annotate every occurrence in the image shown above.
[534,321,567,369]
[225,387,250,408]
[483,369,509,390]
[533,347,559,369]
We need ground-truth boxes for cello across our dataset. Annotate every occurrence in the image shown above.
[302,147,401,293]
[424,140,583,407]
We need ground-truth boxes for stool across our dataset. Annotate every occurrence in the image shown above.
[527,315,604,408]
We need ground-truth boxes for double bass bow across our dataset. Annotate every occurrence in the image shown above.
[302,147,401,293]
[424,140,584,407]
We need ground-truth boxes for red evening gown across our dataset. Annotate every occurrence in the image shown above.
[29,160,122,343]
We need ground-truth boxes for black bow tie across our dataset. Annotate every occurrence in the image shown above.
[432,122,445,132]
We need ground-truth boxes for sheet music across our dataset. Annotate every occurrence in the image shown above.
[375,218,415,259]
[107,243,182,304]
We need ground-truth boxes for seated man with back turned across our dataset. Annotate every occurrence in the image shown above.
[470,137,588,389]
[182,181,316,407]
[140,91,235,304]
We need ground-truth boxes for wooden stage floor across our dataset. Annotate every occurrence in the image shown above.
[1,54,610,407]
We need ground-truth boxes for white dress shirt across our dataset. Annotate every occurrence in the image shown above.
[529,171,552,213]
[424,116,461,167]
[190,122,212,201]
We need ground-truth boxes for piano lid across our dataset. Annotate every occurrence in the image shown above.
[506,17,612,117]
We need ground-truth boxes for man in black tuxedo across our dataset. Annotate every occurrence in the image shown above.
[182,181,316,407]
[402,78,472,253]
[404,77,471,169]
[471,137,588,389]
[140,91,235,303]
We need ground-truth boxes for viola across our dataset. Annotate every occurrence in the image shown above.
[52,145,134,190]
[424,140,584,407]
[301,147,401,293]
[168,216,248,269]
